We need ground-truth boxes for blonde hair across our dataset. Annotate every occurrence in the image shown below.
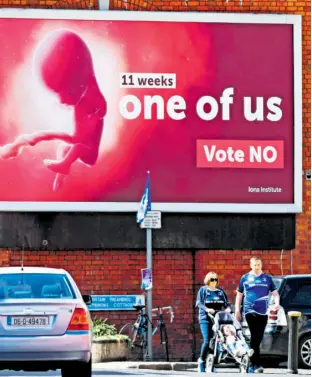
[204,271,218,286]
[250,256,262,264]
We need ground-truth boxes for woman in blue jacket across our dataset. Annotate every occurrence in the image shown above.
[196,271,230,372]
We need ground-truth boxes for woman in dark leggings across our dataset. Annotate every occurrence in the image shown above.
[195,271,230,373]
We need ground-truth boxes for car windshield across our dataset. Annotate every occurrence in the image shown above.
[0,273,75,299]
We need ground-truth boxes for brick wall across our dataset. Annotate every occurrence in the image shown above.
[0,249,9,267]
[0,0,310,361]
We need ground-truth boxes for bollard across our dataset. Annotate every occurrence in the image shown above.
[287,311,302,374]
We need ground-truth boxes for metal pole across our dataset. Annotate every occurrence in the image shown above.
[287,311,301,374]
[146,228,153,361]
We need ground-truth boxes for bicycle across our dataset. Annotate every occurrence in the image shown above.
[119,304,174,361]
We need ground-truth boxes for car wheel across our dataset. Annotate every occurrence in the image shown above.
[299,335,311,369]
[62,359,92,377]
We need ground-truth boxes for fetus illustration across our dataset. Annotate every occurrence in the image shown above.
[0,29,107,191]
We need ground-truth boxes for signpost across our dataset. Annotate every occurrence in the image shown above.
[146,226,153,361]
[140,210,162,361]
[137,181,162,362]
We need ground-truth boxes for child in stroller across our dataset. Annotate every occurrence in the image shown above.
[206,311,253,373]
[222,324,254,358]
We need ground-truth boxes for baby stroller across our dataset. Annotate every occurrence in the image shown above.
[206,311,251,373]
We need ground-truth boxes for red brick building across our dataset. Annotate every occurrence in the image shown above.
[0,0,310,361]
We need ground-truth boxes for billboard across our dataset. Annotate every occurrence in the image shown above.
[0,10,302,213]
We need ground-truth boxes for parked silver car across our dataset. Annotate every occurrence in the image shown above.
[0,266,92,376]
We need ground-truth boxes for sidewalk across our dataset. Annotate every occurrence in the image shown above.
[93,361,311,374]
[93,361,197,371]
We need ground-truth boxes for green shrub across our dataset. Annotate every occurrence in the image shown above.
[92,318,130,342]
[92,317,117,337]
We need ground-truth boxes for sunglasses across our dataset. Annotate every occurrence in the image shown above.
[210,278,218,282]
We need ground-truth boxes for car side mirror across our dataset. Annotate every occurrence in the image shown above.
[82,294,92,305]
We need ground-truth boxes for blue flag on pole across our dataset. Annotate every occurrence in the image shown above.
[136,172,151,223]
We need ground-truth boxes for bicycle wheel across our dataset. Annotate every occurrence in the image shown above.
[160,324,169,361]
[119,323,138,343]
[119,323,147,361]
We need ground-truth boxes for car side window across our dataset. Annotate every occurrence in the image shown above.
[290,283,311,306]
[280,281,296,302]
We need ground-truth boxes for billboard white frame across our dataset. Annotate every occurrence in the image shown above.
[0,9,302,213]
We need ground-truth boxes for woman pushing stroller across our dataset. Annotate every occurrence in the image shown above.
[196,271,254,373]
[195,271,231,372]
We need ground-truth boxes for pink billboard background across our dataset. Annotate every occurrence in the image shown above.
[0,16,296,206]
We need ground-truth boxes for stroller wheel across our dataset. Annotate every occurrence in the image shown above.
[206,354,215,373]
[239,355,250,374]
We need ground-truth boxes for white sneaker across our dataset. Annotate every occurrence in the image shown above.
[197,358,205,373]
[254,365,264,373]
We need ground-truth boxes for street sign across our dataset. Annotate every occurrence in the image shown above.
[140,211,162,229]
[88,295,145,311]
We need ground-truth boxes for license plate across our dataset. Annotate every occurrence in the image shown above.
[8,316,50,327]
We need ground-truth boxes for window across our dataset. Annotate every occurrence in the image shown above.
[268,277,287,304]
[290,284,311,306]
[280,279,298,302]
[272,277,283,291]
[0,273,75,299]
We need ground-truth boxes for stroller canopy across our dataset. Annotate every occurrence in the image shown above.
[214,311,241,330]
